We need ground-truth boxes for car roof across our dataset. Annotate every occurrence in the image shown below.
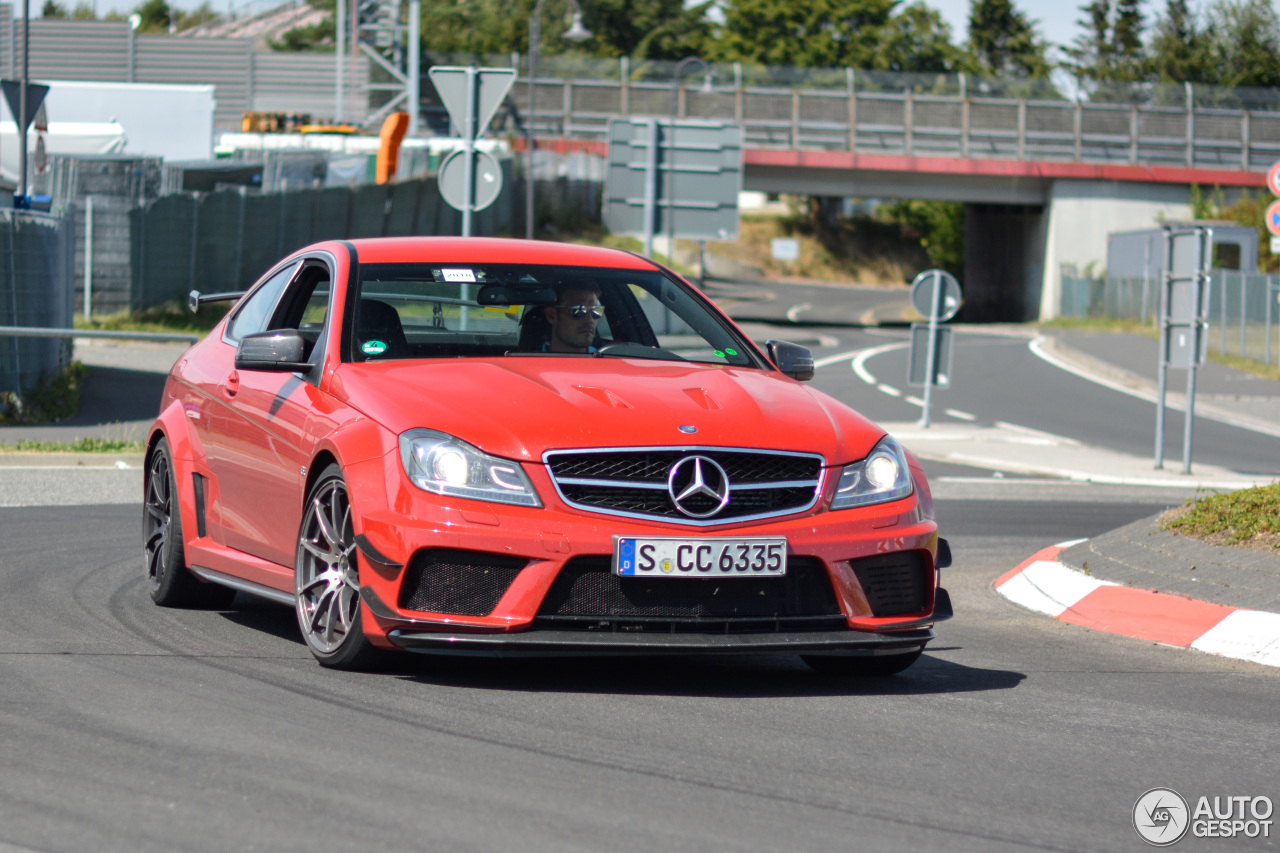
[346,237,660,270]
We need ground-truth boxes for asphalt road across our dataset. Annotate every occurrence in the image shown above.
[1,279,1276,851]
[1,499,1275,853]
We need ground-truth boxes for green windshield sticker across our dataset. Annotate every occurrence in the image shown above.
[362,340,388,355]
[725,348,738,356]
[713,350,725,358]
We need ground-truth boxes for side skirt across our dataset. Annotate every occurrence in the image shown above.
[190,565,295,607]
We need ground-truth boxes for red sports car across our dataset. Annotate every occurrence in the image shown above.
[144,237,951,673]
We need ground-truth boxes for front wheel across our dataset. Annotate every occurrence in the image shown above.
[802,649,923,677]
[295,465,380,669]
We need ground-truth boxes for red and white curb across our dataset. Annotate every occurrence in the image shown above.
[996,542,1280,668]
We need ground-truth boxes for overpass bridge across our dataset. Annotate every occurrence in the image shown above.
[500,60,1274,321]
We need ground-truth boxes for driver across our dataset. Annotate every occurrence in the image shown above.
[543,283,604,353]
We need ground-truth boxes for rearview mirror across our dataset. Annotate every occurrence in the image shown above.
[235,330,312,372]
[765,340,815,381]
[476,284,556,307]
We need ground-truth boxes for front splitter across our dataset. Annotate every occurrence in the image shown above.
[386,626,935,658]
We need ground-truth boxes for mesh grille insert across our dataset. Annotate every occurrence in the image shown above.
[546,449,822,522]
[535,556,842,629]
[849,551,930,616]
[399,549,528,616]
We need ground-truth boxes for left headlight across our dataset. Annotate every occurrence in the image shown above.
[398,428,542,507]
[830,435,913,510]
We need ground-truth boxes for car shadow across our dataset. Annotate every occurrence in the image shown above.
[211,599,1023,698]
[386,650,1024,698]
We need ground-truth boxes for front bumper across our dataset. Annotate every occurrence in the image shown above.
[385,625,936,658]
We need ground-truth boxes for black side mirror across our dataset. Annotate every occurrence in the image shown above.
[235,330,312,372]
[765,340,815,381]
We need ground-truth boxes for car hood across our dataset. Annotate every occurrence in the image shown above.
[332,357,884,464]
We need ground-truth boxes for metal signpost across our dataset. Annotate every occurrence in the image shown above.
[604,117,742,259]
[1155,226,1212,473]
[907,269,962,428]
[428,66,516,236]
[1,79,48,200]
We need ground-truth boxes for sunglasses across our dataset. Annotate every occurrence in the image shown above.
[557,304,605,319]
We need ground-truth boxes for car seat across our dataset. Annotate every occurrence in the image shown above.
[357,299,410,359]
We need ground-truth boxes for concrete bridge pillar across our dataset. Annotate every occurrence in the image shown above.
[1037,180,1193,320]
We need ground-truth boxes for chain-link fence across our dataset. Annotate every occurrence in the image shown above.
[1059,268,1280,367]
[0,211,76,395]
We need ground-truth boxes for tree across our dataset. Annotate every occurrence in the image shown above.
[41,0,68,18]
[1209,0,1280,88]
[1063,0,1147,83]
[1149,0,1213,83]
[878,2,960,73]
[132,0,172,33]
[583,0,713,60]
[708,0,957,71]
[965,0,1049,78]
[71,1,97,18]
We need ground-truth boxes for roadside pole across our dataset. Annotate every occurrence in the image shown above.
[907,269,961,428]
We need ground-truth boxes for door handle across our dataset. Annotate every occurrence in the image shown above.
[224,370,240,397]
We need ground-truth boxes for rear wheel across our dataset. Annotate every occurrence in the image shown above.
[143,438,235,608]
[802,648,923,677]
[295,465,380,669]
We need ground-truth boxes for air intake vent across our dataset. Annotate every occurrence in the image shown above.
[849,551,930,616]
[399,549,527,616]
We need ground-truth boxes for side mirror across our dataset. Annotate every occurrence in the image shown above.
[765,339,815,381]
[235,330,312,372]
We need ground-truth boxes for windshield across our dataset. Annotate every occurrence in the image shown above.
[345,263,761,368]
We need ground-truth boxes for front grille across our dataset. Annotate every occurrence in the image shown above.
[545,448,823,524]
[849,551,930,616]
[399,549,527,616]
[533,556,843,633]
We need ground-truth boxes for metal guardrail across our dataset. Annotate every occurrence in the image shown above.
[485,58,1280,172]
[0,327,199,344]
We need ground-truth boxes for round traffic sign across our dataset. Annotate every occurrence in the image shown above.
[1268,160,1280,196]
[910,269,962,321]
[1267,200,1280,237]
[438,148,504,213]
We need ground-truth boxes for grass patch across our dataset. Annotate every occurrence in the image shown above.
[0,437,145,453]
[0,360,90,425]
[1162,484,1280,551]
[77,300,229,337]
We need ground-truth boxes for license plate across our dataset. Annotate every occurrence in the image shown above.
[613,536,787,577]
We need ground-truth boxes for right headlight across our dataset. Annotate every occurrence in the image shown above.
[830,435,913,510]
[398,428,541,507]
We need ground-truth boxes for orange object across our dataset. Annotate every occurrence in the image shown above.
[375,111,410,184]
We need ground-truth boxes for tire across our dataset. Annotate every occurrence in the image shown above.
[295,464,381,669]
[143,438,236,609]
[802,648,923,677]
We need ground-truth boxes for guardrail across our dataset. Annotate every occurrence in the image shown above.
[0,327,200,344]
[472,57,1280,172]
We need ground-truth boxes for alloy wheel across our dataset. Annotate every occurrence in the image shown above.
[296,477,360,655]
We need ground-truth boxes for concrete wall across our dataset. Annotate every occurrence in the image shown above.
[1038,180,1193,319]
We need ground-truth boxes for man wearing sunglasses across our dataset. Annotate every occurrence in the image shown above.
[543,283,605,353]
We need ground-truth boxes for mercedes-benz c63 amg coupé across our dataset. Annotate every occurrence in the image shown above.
[144,237,951,673]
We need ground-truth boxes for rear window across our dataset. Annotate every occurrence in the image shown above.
[345,263,759,368]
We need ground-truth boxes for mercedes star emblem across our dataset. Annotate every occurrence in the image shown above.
[667,455,731,518]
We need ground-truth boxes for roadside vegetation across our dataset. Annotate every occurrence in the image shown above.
[0,437,145,453]
[0,359,89,426]
[1163,484,1280,551]
[76,301,229,339]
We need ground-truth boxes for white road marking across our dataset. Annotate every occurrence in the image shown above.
[812,340,907,371]
[994,420,1081,446]
[785,302,812,322]
[904,396,925,407]
[1028,335,1280,440]
[945,408,976,421]
[878,384,902,397]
